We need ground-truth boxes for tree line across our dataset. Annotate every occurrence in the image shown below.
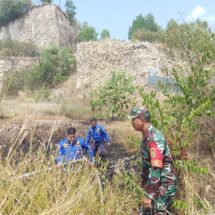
[1,0,214,55]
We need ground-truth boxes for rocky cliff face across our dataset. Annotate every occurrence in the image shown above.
[73,40,185,97]
[0,4,76,48]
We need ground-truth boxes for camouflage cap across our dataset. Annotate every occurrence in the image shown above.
[129,106,150,120]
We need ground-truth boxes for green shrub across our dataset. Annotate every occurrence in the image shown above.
[139,47,215,214]
[2,46,76,96]
[140,57,214,158]
[164,20,215,63]
[25,46,76,90]
[91,71,135,119]
[0,0,31,27]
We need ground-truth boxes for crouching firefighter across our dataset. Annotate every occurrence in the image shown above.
[55,127,94,165]
[85,118,110,161]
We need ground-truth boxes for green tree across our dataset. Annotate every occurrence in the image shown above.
[195,19,209,30]
[0,0,31,27]
[78,22,98,42]
[128,15,145,39]
[164,20,215,63]
[144,13,160,32]
[65,0,76,24]
[91,71,135,119]
[128,13,160,39]
[100,29,110,39]
[166,19,178,31]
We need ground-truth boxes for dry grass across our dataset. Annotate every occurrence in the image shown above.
[0,103,141,214]
[0,140,140,215]
[106,120,141,154]
[59,98,93,120]
[0,97,93,121]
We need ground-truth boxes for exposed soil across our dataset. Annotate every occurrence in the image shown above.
[0,116,137,163]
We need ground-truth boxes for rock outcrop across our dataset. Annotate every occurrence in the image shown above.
[0,4,76,48]
[73,39,185,97]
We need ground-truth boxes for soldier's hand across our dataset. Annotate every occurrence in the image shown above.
[142,197,152,209]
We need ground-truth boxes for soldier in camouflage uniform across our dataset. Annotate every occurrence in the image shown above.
[129,107,177,215]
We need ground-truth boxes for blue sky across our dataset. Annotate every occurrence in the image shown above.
[36,0,215,40]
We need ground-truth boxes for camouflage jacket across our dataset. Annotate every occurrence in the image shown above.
[141,125,176,200]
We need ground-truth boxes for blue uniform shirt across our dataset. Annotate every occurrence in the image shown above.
[85,124,110,144]
[56,137,93,164]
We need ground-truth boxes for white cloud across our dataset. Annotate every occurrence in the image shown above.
[186,6,215,24]
[190,6,206,19]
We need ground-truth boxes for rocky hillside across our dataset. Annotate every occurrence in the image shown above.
[55,39,187,98]
[0,4,76,48]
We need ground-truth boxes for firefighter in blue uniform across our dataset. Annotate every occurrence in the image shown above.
[85,118,110,160]
[55,127,94,164]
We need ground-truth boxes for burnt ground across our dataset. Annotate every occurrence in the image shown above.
[0,117,138,168]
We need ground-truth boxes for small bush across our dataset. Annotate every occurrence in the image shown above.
[91,71,135,119]
[25,46,76,90]
[2,46,76,96]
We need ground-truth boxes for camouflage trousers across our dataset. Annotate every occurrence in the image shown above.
[140,185,176,215]
[140,196,173,215]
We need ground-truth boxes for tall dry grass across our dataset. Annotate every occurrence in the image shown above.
[0,120,141,215]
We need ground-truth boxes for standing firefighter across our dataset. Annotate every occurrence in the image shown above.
[129,107,177,215]
[55,127,94,165]
[85,118,110,161]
